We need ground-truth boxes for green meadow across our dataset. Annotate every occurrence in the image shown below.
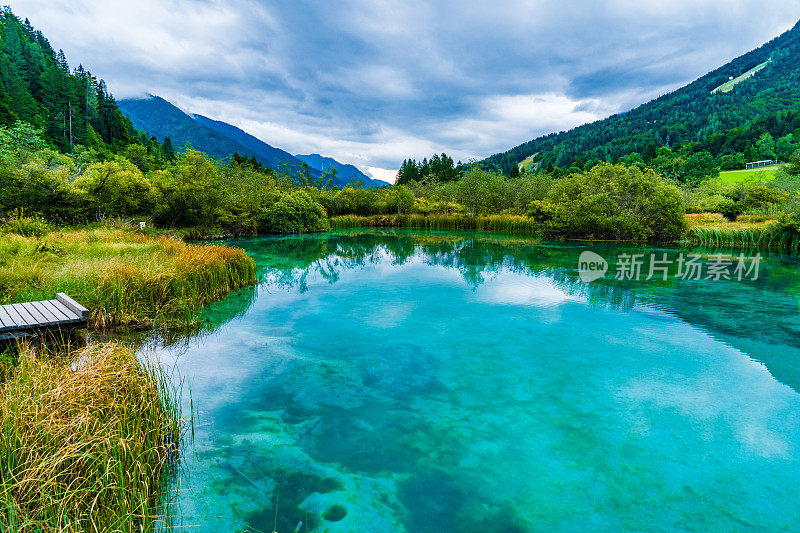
[711,60,770,93]
[714,165,780,184]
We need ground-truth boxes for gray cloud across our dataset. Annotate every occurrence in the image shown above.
[9,0,800,174]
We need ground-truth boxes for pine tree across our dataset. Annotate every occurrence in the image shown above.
[0,78,18,125]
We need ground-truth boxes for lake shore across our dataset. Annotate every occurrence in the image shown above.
[0,342,181,531]
[332,213,800,252]
[0,226,257,531]
[0,227,257,330]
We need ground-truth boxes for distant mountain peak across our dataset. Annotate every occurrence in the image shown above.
[118,95,317,178]
[118,94,386,188]
[295,153,384,188]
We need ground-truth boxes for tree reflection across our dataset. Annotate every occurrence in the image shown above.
[237,231,800,390]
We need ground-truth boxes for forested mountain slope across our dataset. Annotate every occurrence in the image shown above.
[191,113,314,177]
[482,19,800,174]
[0,8,143,153]
[118,94,321,179]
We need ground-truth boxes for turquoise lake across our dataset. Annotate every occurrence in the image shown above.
[154,230,800,532]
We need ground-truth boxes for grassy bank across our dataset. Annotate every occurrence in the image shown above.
[0,342,181,532]
[0,227,257,329]
[331,214,540,234]
[332,212,800,252]
[0,226,254,531]
[682,213,800,251]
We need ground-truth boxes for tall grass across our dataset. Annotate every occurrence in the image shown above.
[685,225,800,252]
[331,214,541,235]
[334,213,800,252]
[0,228,257,329]
[0,342,182,532]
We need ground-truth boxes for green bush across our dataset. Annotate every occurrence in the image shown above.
[259,190,330,234]
[740,185,791,212]
[539,163,686,240]
[525,200,555,222]
[1,212,50,237]
[693,194,740,220]
[777,190,800,236]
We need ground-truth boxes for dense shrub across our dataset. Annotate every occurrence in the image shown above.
[690,194,741,220]
[73,160,157,219]
[525,200,555,222]
[150,150,226,227]
[536,163,686,240]
[740,185,791,212]
[1,212,50,237]
[259,190,330,234]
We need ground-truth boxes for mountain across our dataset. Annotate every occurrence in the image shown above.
[118,94,321,179]
[295,154,385,188]
[118,95,383,188]
[191,113,308,175]
[482,19,800,174]
[0,8,142,152]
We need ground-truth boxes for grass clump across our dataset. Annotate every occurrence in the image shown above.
[1,210,51,238]
[0,227,257,329]
[0,342,182,532]
[331,213,541,235]
[683,214,800,251]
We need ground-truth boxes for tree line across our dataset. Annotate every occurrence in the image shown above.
[0,9,173,159]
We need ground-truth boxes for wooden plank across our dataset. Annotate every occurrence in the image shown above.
[56,293,89,320]
[21,302,47,326]
[30,301,59,326]
[42,300,75,322]
[3,305,24,328]
[41,301,70,324]
[0,306,11,331]
[0,296,89,339]
[30,301,57,323]
[10,304,36,327]
[50,300,80,322]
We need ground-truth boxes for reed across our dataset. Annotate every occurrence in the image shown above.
[330,214,541,234]
[684,225,800,252]
[0,342,182,532]
[0,228,257,329]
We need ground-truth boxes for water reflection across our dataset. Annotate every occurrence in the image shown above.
[233,230,800,388]
[159,230,800,532]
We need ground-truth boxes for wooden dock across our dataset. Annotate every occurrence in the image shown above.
[0,293,89,341]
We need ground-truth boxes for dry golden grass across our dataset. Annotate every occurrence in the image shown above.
[683,213,799,250]
[0,228,257,329]
[0,342,182,532]
[684,212,775,230]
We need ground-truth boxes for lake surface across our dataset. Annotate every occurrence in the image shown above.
[155,230,800,532]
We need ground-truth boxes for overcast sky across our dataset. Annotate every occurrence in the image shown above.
[9,1,800,180]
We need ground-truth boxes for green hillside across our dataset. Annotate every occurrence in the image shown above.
[711,60,770,94]
[117,94,315,177]
[481,19,800,175]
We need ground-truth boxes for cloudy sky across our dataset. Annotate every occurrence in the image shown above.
[9,1,800,180]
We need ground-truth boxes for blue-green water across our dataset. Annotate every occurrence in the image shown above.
[156,230,800,532]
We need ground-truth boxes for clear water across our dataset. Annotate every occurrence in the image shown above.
[154,230,800,532]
